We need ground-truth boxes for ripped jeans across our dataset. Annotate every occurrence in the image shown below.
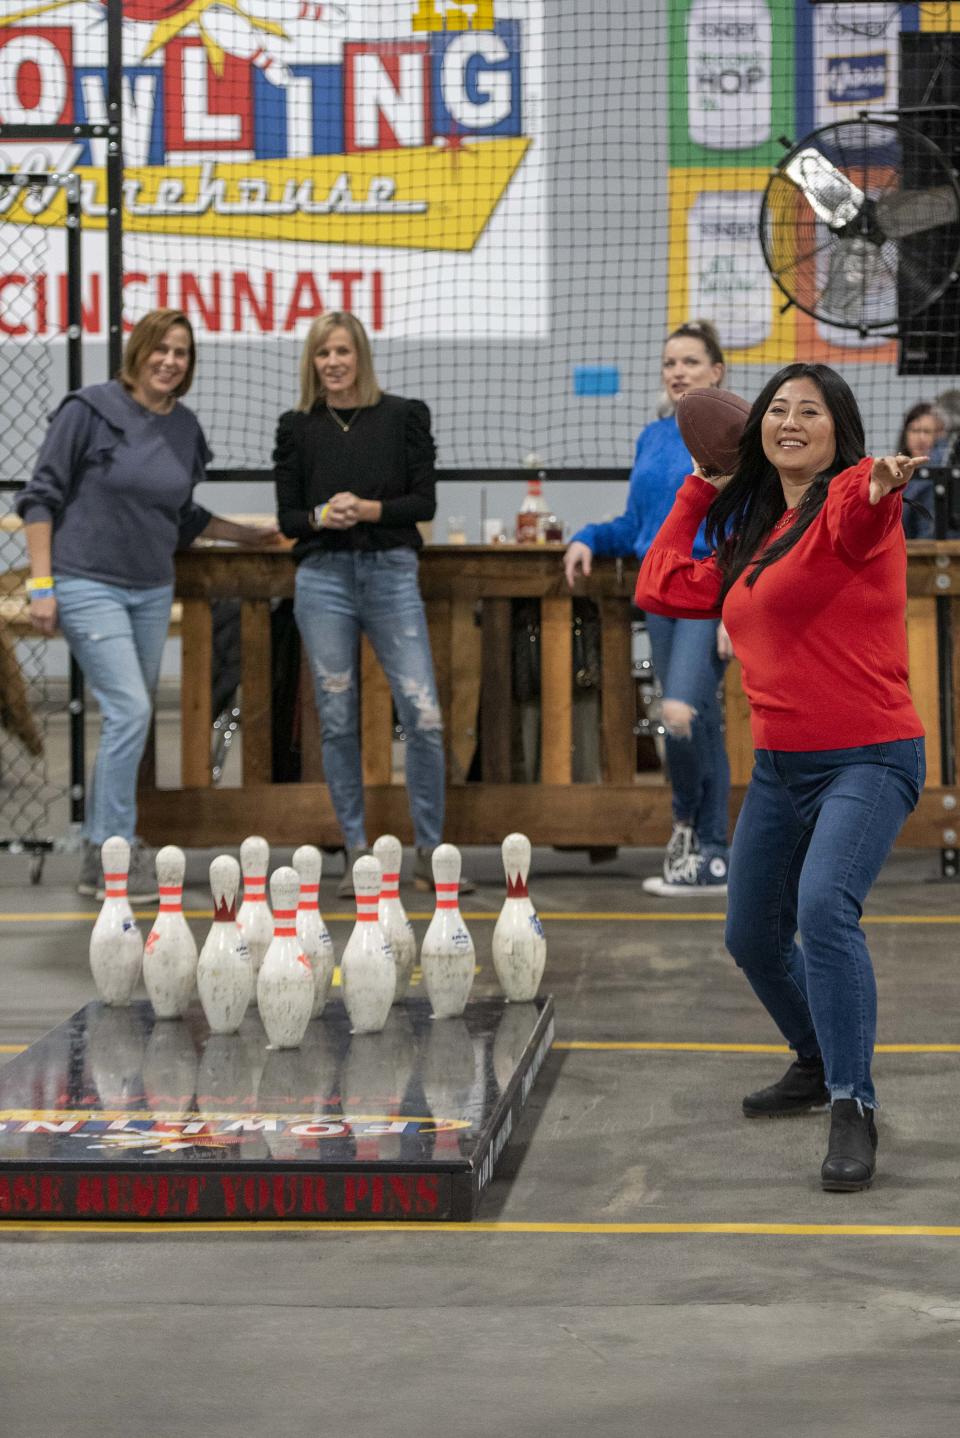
[645,612,729,857]
[294,548,444,849]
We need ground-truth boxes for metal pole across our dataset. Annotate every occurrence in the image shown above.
[64,175,86,829]
[105,0,124,374]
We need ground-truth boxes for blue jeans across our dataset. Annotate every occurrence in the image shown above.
[294,549,444,850]
[725,740,925,1108]
[56,576,173,845]
[645,612,730,855]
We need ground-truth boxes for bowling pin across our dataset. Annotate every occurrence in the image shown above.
[197,855,253,1035]
[143,844,198,1018]
[292,844,336,1018]
[257,867,315,1049]
[340,855,396,1034]
[372,834,416,1001]
[491,833,546,1002]
[89,835,143,1006]
[420,844,475,1019]
[238,834,273,982]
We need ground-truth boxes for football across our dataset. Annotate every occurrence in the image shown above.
[675,388,752,478]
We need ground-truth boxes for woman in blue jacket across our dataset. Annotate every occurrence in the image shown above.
[563,320,731,893]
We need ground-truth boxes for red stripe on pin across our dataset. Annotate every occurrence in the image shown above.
[381,888,399,900]
[158,885,182,896]
[435,882,458,895]
[103,872,126,881]
[381,871,399,883]
[273,908,297,920]
[274,926,298,937]
[158,904,179,913]
[436,899,458,910]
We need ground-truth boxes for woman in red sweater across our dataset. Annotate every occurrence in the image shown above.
[635,363,926,1193]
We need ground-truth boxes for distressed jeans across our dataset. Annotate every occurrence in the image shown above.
[645,612,730,856]
[294,549,444,849]
[55,576,173,844]
[725,740,925,1108]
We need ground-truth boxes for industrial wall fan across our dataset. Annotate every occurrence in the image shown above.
[759,117,960,334]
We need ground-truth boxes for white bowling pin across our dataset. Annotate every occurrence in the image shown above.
[292,844,336,1018]
[89,836,143,1006]
[372,834,416,1001]
[257,867,315,1049]
[340,855,396,1034]
[237,834,273,980]
[492,833,547,1002]
[197,855,253,1035]
[420,844,475,1019]
[143,844,198,1018]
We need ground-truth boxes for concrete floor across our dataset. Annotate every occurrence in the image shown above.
[1,843,959,1436]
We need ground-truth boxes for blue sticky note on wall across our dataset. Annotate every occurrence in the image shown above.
[574,365,620,397]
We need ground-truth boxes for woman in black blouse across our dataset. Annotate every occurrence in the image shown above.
[274,311,452,897]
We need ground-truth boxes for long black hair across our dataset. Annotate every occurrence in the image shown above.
[704,363,865,602]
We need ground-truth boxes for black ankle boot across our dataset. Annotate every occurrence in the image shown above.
[820,1099,878,1192]
[742,1057,830,1118]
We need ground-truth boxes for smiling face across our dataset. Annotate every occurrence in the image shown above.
[761,377,837,489]
[133,323,192,412]
[661,334,724,405]
[314,325,360,406]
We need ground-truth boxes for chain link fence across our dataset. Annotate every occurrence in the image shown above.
[0,178,72,877]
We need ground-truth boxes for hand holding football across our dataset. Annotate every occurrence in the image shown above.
[676,389,752,479]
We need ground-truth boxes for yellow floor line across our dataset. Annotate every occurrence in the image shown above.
[3,1040,957,1058]
[554,1041,960,1054]
[1,1219,960,1238]
[2,910,958,924]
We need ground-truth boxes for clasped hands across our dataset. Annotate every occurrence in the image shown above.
[314,491,368,529]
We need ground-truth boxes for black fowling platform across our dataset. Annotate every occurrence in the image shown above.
[0,996,554,1221]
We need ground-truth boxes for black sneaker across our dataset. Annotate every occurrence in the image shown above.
[742,1057,830,1118]
[821,1099,878,1192]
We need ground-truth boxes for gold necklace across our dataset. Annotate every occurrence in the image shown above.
[773,507,797,532]
[326,401,361,433]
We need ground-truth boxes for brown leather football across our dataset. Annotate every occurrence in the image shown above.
[676,388,752,477]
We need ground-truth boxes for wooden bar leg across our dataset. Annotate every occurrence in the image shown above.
[481,597,512,782]
[240,599,273,786]
[540,595,572,784]
[427,598,453,782]
[299,649,324,783]
[722,660,754,788]
[361,634,394,786]
[907,596,942,787]
[599,598,634,784]
[180,599,213,789]
[448,598,481,784]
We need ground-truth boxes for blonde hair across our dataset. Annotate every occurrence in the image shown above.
[297,312,382,412]
[119,308,196,397]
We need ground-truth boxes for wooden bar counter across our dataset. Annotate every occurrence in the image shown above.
[137,542,960,853]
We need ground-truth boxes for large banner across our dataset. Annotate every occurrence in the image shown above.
[0,1,545,339]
